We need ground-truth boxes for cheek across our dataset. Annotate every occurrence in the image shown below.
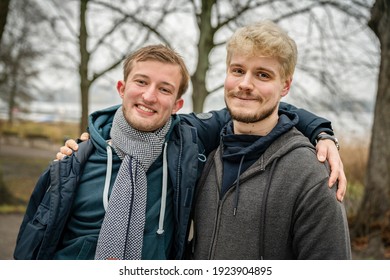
[262,84,279,96]
[224,77,235,91]
[160,97,178,113]
[123,87,139,100]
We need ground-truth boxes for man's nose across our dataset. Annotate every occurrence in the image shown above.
[238,74,254,92]
[142,86,158,102]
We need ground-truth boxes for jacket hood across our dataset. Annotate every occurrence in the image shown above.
[88,104,120,154]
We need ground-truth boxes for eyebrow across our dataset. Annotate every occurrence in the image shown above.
[133,73,176,89]
[229,63,276,76]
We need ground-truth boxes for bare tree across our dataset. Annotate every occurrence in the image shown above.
[352,0,390,257]
[0,0,10,43]
[0,0,48,124]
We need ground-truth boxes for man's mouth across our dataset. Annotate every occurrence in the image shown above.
[137,104,155,113]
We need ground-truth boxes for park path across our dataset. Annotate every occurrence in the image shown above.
[0,142,58,260]
[0,213,23,260]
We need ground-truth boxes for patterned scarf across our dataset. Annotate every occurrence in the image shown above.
[95,107,171,260]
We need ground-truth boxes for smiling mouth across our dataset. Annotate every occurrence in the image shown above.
[230,92,257,101]
[137,104,155,113]
[233,96,258,102]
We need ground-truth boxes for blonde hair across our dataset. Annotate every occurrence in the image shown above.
[123,44,190,98]
[226,20,298,80]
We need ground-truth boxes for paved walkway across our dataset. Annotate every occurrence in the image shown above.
[0,213,23,260]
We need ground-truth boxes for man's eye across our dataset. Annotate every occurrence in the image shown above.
[160,88,172,94]
[232,68,244,74]
[258,73,270,79]
[135,80,146,85]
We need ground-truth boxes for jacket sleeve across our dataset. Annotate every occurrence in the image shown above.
[279,102,334,144]
[179,109,231,155]
[14,166,52,259]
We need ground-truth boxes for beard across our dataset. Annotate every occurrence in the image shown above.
[225,91,278,124]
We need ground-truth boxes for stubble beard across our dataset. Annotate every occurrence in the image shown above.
[225,94,278,124]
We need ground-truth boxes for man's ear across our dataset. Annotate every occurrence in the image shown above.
[172,98,184,114]
[281,77,292,97]
[116,80,125,99]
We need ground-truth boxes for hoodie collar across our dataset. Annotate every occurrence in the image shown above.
[221,110,299,162]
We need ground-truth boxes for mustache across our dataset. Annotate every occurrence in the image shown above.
[227,90,261,101]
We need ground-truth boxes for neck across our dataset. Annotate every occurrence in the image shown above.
[233,114,278,136]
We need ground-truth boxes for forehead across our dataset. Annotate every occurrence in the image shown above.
[129,60,181,83]
[229,53,281,73]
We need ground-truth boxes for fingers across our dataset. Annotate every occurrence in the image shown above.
[327,152,340,187]
[60,144,75,155]
[316,139,339,184]
[55,145,73,160]
[80,132,90,141]
[54,139,78,160]
[336,166,347,202]
[56,152,66,160]
[65,139,79,151]
[328,156,347,202]
[316,139,347,201]
[316,141,327,162]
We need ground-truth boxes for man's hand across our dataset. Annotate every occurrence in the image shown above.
[56,132,90,160]
[316,139,347,202]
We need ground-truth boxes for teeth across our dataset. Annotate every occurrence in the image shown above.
[138,105,154,113]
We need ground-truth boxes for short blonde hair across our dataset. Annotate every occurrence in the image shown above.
[123,44,190,99]
[226,20,298,80]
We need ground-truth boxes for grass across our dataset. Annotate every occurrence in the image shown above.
[339,140,369,219]
[0,119,79,145]
[0,120,80,213]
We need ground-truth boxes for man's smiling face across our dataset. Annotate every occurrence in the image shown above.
[117,60,184,132]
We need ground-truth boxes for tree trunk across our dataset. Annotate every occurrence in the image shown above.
[79,0,91,133]
[7,82,16,125]
[0,0,10,43]
[352,0,390,249]
[78,0,91,134]
[191,0,216,113]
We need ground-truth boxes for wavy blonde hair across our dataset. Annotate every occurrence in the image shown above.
[226,20,298,80]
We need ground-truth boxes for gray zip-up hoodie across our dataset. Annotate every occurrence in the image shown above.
[193,117,351,260]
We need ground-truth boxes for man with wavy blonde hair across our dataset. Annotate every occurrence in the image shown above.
[192,20,351,260]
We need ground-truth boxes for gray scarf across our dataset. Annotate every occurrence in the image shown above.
[95,107,171,260]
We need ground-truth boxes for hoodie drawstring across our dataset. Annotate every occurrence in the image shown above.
[233,155,245,216]
[157,142,168,235]
[103,144,113,211]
